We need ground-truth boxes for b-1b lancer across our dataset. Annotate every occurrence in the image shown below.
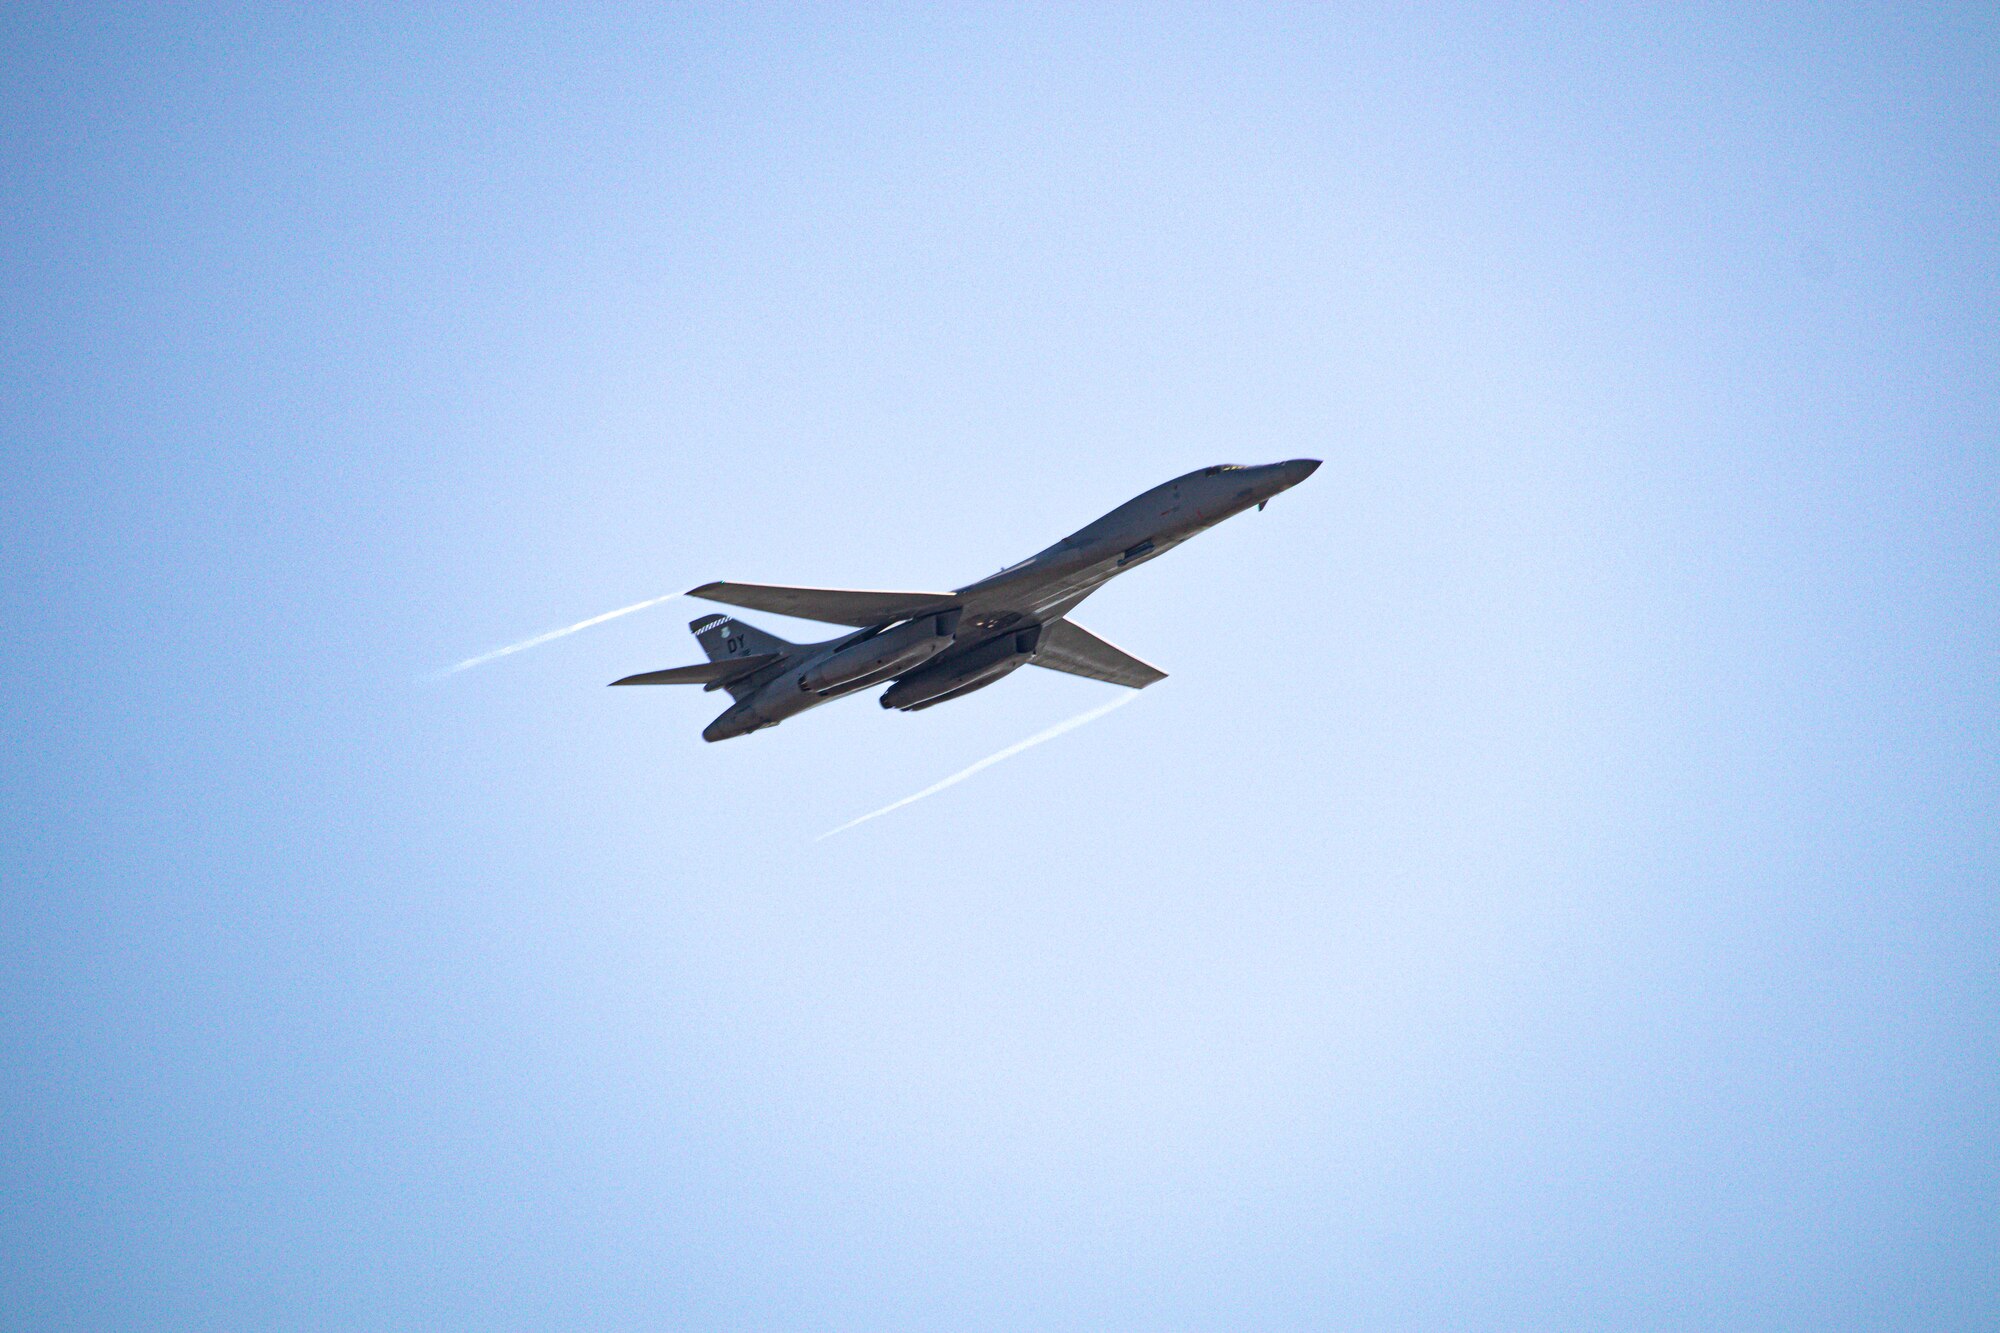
[612,460,1319,740]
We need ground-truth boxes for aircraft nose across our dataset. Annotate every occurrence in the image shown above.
[1260,458,1320,493]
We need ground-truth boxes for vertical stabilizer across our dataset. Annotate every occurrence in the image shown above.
[690,615,792,701]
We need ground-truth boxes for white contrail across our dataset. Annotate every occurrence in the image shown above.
[816,690,1142,840]
[425,594,679,681]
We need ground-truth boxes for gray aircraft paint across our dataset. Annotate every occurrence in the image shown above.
[611,459,1320,741]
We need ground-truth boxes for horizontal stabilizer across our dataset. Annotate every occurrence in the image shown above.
[688,581,955,627]
[610,653,779,687]
[1032,620,1166,689]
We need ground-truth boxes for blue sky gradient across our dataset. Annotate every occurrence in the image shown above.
[4,6,1995,1328]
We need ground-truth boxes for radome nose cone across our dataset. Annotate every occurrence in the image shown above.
[1261,458,1319,493]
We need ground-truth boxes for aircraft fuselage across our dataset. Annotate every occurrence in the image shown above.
[618,459,1320,740]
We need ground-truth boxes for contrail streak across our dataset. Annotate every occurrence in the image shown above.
[425,594,678,681]
[817,690,1141,840]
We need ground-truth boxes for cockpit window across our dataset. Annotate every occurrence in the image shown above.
[1203,464,1246,475]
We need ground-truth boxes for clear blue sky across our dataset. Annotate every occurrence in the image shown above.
[4,5,1995,1328]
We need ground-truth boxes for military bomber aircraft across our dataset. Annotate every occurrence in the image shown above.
[613,459,1320,740]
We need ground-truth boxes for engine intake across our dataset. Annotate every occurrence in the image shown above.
[798,610,960,694]
[879,625,1041,711]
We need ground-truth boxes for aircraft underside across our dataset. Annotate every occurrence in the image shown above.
[610,459,1318,739]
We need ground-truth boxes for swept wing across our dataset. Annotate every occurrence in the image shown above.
[1032,620,1167,688]
[687,581,954,627]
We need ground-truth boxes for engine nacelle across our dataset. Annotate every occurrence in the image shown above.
[879,625,1041,711]
[798,610,960,695]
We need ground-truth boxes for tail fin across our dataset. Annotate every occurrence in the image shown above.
[692,614,792,660]
[690,615,793,700]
